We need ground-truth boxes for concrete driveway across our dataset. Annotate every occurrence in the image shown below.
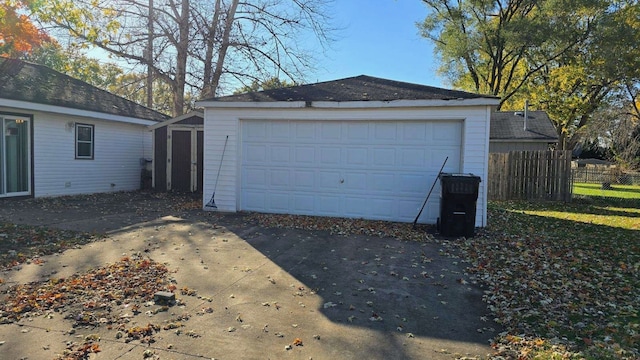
[0,192,497,359]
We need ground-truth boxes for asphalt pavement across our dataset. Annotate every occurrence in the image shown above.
[0,192,498,359]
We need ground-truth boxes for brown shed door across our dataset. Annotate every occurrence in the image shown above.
[167,127,204,193]
[170,130,192,192]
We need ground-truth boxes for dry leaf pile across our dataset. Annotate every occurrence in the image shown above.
[249,213,436,242]
[1,255,183,359]
[452,203,640,360]
[9,191,202,214]
[0,255,171,326]
[0,223,101,270]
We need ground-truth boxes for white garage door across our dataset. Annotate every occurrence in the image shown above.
[241,120,462,223]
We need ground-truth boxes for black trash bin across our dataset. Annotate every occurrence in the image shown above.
[437,173,481,237]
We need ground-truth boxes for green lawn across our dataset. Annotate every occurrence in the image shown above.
[461,197,640,359]
[573,182,640,200]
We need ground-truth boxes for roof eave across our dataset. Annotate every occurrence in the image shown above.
[0,98,159,125]
[196,98,501,109]
[148,110,204,130]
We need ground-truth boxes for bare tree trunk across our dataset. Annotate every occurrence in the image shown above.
[200,0,222,99]
[172,0,189,116]
[207,0,239,96]
[146,0,154,108]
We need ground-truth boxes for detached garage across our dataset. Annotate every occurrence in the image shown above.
[196,75,499,227]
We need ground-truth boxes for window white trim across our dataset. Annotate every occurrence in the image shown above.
[75,123,94,160]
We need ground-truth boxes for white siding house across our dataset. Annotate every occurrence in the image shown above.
[0,58,168,198]
[197,76,499,227]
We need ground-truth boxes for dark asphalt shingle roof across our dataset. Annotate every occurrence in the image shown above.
[491,110,558,141]
[204,75,497,102]
[0,57,169,122]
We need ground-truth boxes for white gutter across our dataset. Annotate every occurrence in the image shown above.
[0,98,159,126]
[196,98,501,109]
[195,101,307,109]
[311,98,500,108]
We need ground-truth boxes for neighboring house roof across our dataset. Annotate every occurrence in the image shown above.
[0,57,169,122]
[200,75,498,103]
[491,110,558,141]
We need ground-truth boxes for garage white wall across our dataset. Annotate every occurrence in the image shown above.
[203,105,491,227]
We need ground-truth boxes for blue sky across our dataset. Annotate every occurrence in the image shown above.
[312,1,444,88]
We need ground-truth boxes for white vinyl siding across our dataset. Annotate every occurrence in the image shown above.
[203,105,492,227]
[32,111,151,197]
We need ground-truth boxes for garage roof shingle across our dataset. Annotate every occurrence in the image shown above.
[0,57,169,122]
[205,75,497,103]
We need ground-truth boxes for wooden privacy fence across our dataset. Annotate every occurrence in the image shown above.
[488,150,573,201]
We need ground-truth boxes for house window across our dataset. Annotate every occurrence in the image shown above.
[75,123,94,159]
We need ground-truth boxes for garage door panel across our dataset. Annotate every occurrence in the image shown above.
[244,168,268,189]
[246,122,267,140]
[428,148,460,165]
[370,198,394,217]
[321,123,342,140]
[318,171,341,191]
[372,148,396,166]
[270,169,290,188]
[320,146,341,165]
[270,121,290,139]
[270,145,291,163]
[293,170,315,189]
[432,122,461,142]
[403,122,428,142]
[346,147,368,166]
[397,173,429,194]
[293,194,315,212]
[295,123,315,139]
[245,144,267,163]
[294,146,316,165]
[243,190,266,209]
[400,148,426,167]
[425,202,439,221]
[370,173,395,193]
[268,192,290,211]
[317,195,341,216]
[374,122,397,141]
[344,196,368,217]
[347,123,369,141]
[344,172,368,192]
[398,199,420,219]
[241,120,462,223]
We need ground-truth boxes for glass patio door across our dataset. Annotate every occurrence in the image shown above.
[0,116,31,197]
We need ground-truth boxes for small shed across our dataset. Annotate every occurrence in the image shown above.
[490,110,558,153]
[149,111,204,193]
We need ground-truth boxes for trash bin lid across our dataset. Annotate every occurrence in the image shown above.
[439,173,481,181]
